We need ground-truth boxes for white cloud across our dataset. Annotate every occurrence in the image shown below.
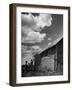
[35,14,52,28]
[22,26,46,43]
[24,31,46,43]
[22,13,52,31]
[21,13,52,43]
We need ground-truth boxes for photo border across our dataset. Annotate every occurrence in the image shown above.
[9,3,70,86]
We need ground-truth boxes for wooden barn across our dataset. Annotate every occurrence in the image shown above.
[34,38,63,74]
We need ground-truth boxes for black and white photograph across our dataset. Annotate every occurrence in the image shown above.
[9,3,70,86]
[21,12,63,77]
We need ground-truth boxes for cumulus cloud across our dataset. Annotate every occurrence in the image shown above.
[35,14,52,28]
[21,13,52,31]
[22,30,46,43]
[21,26,46,43]
[21,13,52,43]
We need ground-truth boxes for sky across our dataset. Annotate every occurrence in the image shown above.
[21,12,63,64]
